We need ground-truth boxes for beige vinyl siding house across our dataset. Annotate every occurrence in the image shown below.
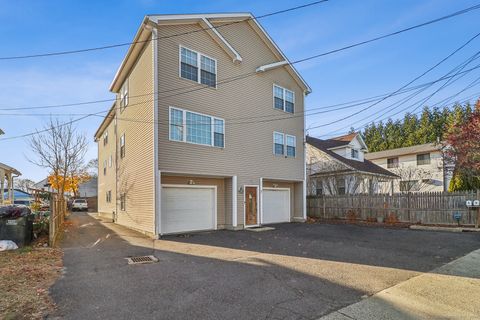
[95,13,310,237]
[365,143,449,192]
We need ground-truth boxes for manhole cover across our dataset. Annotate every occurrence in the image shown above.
[126,255,158,265]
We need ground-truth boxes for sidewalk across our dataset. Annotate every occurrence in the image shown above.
[319,249,480,319]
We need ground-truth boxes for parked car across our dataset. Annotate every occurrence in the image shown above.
[72,199,88,211]
[13,199,33,207]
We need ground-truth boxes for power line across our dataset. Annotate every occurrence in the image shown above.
[2,3,480,111]
[323,50,480,135]
[0,1,328,61]
[307,30,480,131]
[3,4,480,140]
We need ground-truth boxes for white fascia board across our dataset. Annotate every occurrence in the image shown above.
[256,60,289,73]
[201,18,242,63]
[148,13,252,22]
[109,17,152,92]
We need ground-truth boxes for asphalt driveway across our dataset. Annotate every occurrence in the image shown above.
[49,213,480,319]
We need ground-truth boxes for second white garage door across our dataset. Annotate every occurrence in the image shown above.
[262,188,290,224]
[161,185,216,234]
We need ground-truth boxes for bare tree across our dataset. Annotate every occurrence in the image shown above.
[28,118,88,197]
[14,178,35,192]
[390,164,431,193]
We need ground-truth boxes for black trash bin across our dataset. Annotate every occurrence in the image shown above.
[0,206,34,247]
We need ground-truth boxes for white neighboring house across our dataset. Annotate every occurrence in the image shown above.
[306,133,397,195]
[365,143,451,192]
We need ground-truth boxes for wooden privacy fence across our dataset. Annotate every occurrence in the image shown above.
[307,191,480,226]
[49,196,66,246]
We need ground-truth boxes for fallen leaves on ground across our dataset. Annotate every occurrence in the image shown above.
[0,238,63,320]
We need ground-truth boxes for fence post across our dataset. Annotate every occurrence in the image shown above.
[476,189,480,228]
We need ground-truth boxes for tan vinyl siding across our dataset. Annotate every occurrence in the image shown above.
[115,40,155,235]
[161,175,226,228]
[156,21,305,227]
[97,122,117,219]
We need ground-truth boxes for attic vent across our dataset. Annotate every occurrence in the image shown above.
[127,255,158,265]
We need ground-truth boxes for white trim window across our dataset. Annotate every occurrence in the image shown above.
[351,149,359,159]
[120,79,129,112]
[103,131,108,146]
[273,85,295,113]
[180,46,217,88]
[274,132,296,157]
[120,134,125,158]
[169,107,224,148]
[120,193,126,211]
[286,135,296,157]
[274,132,284,156]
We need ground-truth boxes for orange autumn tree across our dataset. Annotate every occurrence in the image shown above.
[48,171,91,197]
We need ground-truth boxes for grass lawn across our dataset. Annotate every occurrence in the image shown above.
[0,240,63,320]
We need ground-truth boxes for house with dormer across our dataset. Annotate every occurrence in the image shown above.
[306,133,397,195]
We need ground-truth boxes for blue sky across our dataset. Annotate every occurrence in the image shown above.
[1,0,480,182]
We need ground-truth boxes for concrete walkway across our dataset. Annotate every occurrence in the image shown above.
[319,250,480,319]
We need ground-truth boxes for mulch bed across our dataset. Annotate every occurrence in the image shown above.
[307,216,412,229]
[0,236,63,320]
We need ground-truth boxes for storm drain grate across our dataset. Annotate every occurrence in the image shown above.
[126,255,158,265]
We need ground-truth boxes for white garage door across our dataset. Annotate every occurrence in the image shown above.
[161,185,216,234]
[262,188,290,224]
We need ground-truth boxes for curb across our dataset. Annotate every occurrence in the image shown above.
[409,225,480,233]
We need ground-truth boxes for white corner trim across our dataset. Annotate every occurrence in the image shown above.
[201,18,243,63]
[232,176,238,227]
[153,28,161,237]
[256,60,288,73]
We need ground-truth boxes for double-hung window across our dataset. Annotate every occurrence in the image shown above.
[351,149,359,159]
[106,190,112,203]
[273,85,295,113]
[169,107,224,148]
[417,153,430,165]
[120,134,125,158]
[387,157,399,168]
[286,135,296,157]
[120,79,128,112]
[274,132,284,155]
[180,47,217,88]
[120,193,126,211]
[103,131,108,146]
[274,132,296,157]
[103,160,107,175]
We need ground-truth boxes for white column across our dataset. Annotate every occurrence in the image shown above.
[259,177,263,224]
[232,176,237,228]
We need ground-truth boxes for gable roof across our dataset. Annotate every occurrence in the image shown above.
[306,136,397,178]
[110,13,311,94]
[365,143,442,160]
[311,132,368,151]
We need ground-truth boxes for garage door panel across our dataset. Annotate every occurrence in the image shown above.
[263,189,290,224]
[161,186,215,234]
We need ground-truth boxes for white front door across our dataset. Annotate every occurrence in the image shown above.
[161,185,216,234]
[262,188,290,224]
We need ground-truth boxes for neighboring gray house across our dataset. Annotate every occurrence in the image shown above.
[306,134,398,195]
[365,143,451,192]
